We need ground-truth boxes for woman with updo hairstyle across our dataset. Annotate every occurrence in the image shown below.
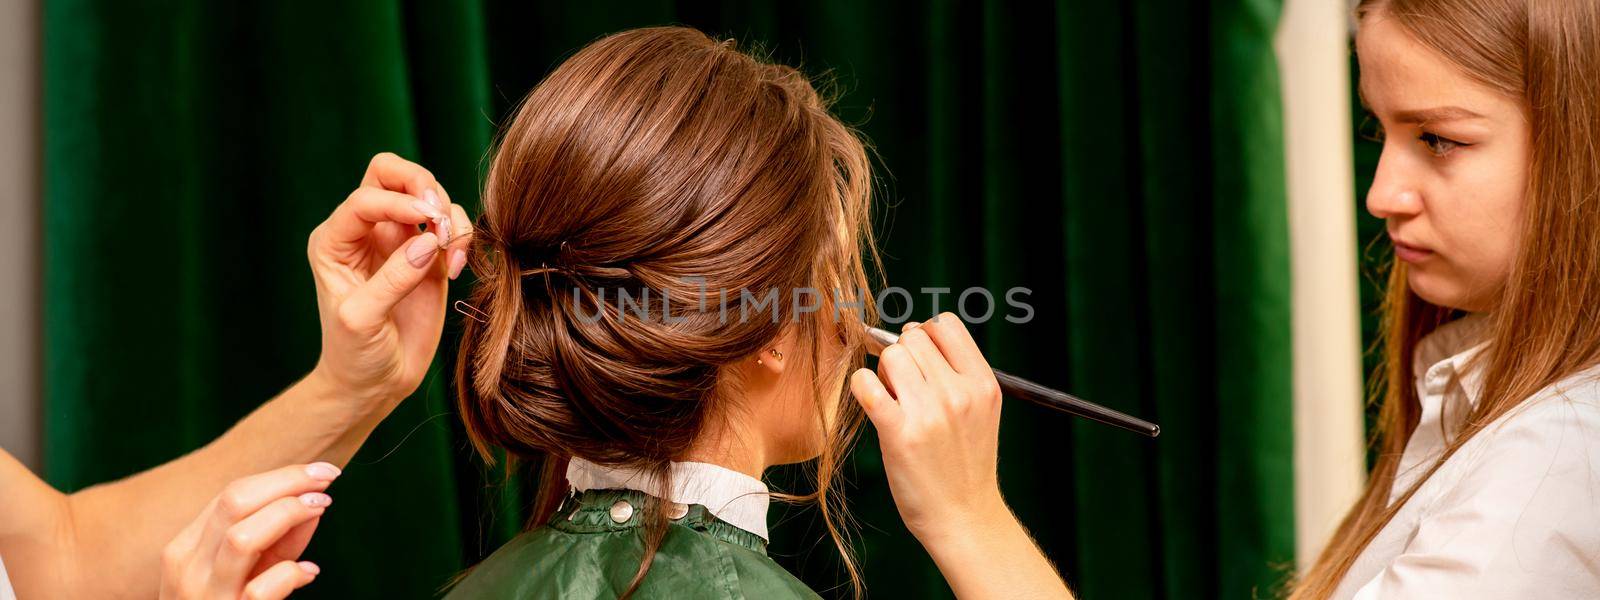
[446,26,1073,599]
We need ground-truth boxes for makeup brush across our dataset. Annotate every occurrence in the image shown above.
[865,326,1160,438]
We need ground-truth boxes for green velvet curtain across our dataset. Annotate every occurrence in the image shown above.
[43,0,1294,597]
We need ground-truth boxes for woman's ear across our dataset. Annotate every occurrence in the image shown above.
[746,325,797,379]
[752,346,786,376]
[723,342,786,389]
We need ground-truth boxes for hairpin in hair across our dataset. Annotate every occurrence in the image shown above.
[521,265,568,277]
[453,300,489,323]
[520,240,574,278]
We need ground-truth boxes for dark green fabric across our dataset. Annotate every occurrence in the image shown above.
[447,489,817,599]
[44,0,1294,598]
[43,2,502,597]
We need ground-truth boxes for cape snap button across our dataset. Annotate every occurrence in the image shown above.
[666,502,689,520]
[609,500,635,524]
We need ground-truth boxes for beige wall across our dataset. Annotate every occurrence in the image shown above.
[0,0,39,469]
[1276,0,1366,569]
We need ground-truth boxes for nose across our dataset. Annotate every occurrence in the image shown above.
[1366,147,1424,219]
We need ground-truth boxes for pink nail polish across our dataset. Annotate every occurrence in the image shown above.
[298,561,321,575]
[423,189,442,210]
[411,200,442,220]
[406,233,439,268]
[299,492,332,508]
[305,462,341,481]
[448,249,467,280]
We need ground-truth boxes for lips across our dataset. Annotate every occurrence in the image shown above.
[1391,237,1435,263]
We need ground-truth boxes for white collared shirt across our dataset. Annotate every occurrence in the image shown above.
[1334,314,1600,599]
[565,457,772,540]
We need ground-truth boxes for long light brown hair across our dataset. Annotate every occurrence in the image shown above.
[1294,0,1600,596]
[453,27,879,596]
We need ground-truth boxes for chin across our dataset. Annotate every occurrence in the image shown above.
[1407,270,1486,312]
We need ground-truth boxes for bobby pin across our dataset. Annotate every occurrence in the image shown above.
[454,300,489,323]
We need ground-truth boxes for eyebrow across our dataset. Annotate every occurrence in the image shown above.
[1392,106,1487,124]
[1356,83,1487,124]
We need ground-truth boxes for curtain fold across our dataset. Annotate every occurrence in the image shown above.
[43,0,1294,597]
[1209,0,1297,595]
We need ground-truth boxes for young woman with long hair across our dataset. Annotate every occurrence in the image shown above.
[445,27,1071,598]
[1294,0,1600,597]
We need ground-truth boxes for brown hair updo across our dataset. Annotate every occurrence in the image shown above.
[454,26,878,592]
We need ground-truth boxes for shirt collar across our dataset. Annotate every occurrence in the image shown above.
[1414,312,1491,410]
[565,457,771,540]
[1390,313,1492,500]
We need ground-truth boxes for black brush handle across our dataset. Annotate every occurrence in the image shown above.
[991,368,1160,437]
[865,326,1160,438]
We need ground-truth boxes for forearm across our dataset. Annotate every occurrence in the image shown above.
[58,373,392,598]
[918,501,1074,600]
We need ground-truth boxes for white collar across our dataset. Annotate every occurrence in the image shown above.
[1414,313,1491,410]
[565,457,771,540]
[1393,313,1491,501]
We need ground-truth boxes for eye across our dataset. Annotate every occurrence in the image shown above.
[1418,132,1467,157]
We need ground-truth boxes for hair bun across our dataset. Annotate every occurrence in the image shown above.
[455,23,876,482]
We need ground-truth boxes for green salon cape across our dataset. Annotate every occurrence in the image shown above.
[445,489,819,599]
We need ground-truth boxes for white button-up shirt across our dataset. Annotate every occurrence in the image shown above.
[1334,314,1600,599]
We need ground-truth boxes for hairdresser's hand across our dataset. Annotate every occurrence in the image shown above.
[850,312,1006,541]
[853,314,1073,599]
[306,152,473,409]
[159,463,341,600]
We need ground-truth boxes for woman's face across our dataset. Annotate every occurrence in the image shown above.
[1357,13,1530,312]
